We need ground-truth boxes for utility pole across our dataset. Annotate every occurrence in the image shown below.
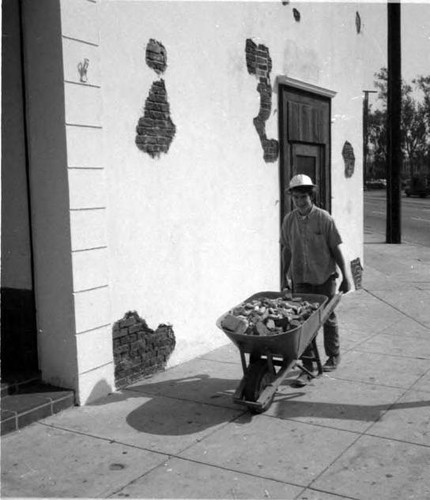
[386,1,402,243]
[363,90,377,183]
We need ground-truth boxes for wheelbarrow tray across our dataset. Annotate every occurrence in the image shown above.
[216,291,328,361]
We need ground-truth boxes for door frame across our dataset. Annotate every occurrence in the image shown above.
[278,77,336,219]
[277,77,336,287]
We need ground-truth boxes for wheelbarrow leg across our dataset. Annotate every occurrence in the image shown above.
[298,337,323,378]
[311,337,323,375]
[239,349,247,375]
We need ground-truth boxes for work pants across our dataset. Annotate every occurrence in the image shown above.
[293,275,339,370]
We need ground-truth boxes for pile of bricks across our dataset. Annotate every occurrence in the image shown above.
[112,311,176,389]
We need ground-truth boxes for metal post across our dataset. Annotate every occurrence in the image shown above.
[363,90,377,183]
[386,1,402,243]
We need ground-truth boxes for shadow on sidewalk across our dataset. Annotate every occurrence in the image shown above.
[86,375,430,436]
[272,395,430,422]
[88,374,252,435]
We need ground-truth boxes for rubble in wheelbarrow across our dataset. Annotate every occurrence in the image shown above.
[221,296,321,336]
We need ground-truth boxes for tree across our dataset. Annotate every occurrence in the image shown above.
[402,95,427,179]
[413,75,430,124]
[367,108,387,178]
[367,69,430,181]
[413,75,430,171]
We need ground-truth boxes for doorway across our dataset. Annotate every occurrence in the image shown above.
[278,82,333,218]
[278,80,335,285]
[1,0,39,380]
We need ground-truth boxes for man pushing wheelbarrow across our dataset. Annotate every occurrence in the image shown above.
[217,174,352,413]
[280,174,352,387]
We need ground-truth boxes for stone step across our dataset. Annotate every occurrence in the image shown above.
[1,371,41,397]
[1,380,75,436]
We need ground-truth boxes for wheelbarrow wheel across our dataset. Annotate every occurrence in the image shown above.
[244,359,275,413]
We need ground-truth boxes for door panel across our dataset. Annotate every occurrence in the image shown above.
[291,143,324,207]
[279,85,331,218]
[287,101,327,143]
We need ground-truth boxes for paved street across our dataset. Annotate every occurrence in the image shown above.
[364,189,430,247]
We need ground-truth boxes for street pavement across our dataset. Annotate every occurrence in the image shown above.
[364,189,430,247]
[1,230,430,499]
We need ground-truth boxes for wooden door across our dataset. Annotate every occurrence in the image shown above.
[278,83,333,287]
[279,85,331,218]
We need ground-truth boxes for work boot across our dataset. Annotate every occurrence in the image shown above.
[292,372,313,387]
[322,355,340,372]
[292,363,314,387]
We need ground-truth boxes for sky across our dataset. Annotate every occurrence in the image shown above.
[401,3,430,82]
[360,2,430,101]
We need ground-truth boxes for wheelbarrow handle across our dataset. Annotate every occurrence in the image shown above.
[320,292,343,324]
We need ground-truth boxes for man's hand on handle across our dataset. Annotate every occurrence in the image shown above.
[339,277,352,294]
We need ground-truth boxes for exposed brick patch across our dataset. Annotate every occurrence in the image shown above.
[135,39,176,158]
[245,39,258,75]
[135,79,176,158]
[350,257,363,290]
[112,311,176,389]
[245,39,279,163]
[146,39,167,75]
[342,141,355,178]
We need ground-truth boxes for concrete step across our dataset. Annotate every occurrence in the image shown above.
[1,371,41,397]
[1,379,75,436]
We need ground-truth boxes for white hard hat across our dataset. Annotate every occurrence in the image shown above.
[288,174,316,191]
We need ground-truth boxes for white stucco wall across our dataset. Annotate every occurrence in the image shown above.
[99,0,365,368]
[19,0,369,404]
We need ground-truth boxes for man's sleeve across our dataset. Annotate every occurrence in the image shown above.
[326,216,342,250]
[280,216,290,249]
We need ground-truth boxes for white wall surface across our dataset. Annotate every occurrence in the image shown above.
[16,0,369,405]
[99,0,365,367]
[61,0,114,404]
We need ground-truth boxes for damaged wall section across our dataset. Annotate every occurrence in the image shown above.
[245,39,279,163]
[112,311,176,389]
[342,141,356,178]
[135,39,176,158]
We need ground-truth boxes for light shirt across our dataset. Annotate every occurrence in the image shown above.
[280,205,342,285]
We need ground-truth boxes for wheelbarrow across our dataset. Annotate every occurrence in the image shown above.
[216,291,342,413]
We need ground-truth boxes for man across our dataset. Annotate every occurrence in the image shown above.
[280,174,352,387]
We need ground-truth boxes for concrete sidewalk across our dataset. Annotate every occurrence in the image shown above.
[2,236,430,499]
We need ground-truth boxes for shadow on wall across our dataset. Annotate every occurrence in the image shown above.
[84,378,114,405]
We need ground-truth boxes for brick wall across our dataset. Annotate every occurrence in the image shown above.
[245,39,279,163]
[112,311,176,389]
[135,39,176,158]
